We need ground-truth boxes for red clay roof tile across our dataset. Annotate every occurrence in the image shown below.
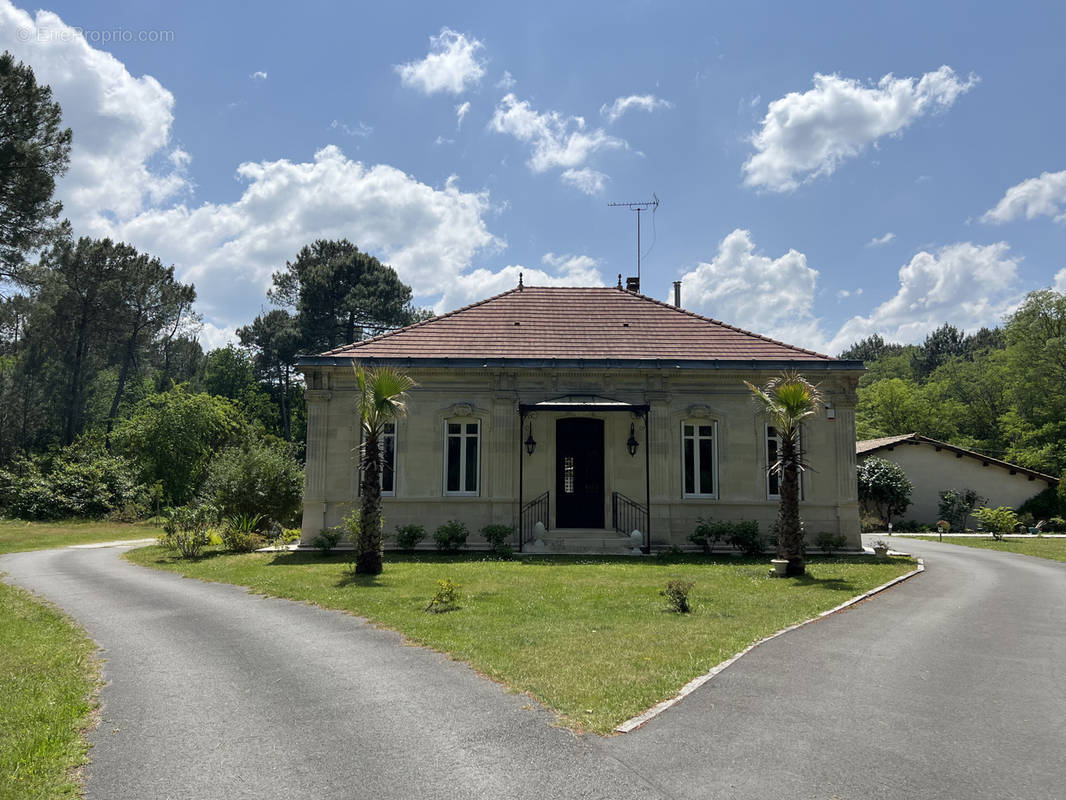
[320,286,834,361]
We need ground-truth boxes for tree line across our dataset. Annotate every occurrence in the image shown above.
[0,51,425,523]
[843,289,1066,516]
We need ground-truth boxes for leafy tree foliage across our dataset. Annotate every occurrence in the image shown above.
[201,440,304,526]
[112,386,245,505]
[269,239,427,351]
[937,488,987,531]
[838,333,907,362]
[0,52,71,282]
[857,457,913,524]
[237,310,300,440]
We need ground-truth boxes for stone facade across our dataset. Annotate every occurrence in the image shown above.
[298,363,863,549]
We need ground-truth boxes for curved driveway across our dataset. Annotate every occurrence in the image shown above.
[3,536,1065,799]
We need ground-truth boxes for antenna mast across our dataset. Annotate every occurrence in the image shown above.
[608,194,658,292]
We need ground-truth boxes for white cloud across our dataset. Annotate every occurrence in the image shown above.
[102,146,501,328]
[490,93,626,173]
[828,242,1020,354]
[329,119,373,138]
[0,1,190,232]
[436,252,605,312]
[743,66,978,192]
[600,94,673,124]
[867,232,896,247]
[837,288,864,300]
[198,321,237,351]
[981,170,1066,225]
[496,71,516,90]
[395,28,485,95]
[455,101,471,129]
[250,70,268,81]
[677,229,824,348]
[560,167,608,196]
[1053,268,1066,294]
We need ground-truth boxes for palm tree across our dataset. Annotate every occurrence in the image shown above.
[744,371,823,576]
[353,364,416,574]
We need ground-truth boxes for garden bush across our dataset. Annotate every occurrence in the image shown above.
[688,518,724,552]
[394,524,425,550]
[480,523,515,554]
[425,578,462,613]
[201,440,304,526]
[0,445,146,520]
[1046,516,1066,532]
[725,520,763,555]
[815,532,848,555]
[159,505,215,558]
[311,527,341,555]
[973,506,1019,540]
[220,513,266,552]
[434,520,469,552]
[660,579,694,613]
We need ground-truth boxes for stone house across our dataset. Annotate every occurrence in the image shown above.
[856,433,1058,525]
[296,283,865,551]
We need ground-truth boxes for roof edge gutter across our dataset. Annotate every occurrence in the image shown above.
[296,356,866,371]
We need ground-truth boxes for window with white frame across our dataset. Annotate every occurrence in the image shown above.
[766,425,803,500]
[682,421,717,497]
[445,420,480,495]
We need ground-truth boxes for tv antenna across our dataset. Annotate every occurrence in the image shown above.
[608,194,659,293]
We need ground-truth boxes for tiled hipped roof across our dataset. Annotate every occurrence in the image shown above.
[318,286,835,362]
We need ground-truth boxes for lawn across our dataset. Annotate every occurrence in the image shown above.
[0,519,160,555]
[0,582,98,800]
[125,547,915,733]
[901,534,1066,563]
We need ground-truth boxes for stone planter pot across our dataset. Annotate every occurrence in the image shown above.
[770,558,789,577]
[872,545,889,559]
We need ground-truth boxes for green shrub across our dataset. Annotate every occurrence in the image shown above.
[0,445,146,520]
[725,520,763,555]
[282,528,301,543]
[394,524,426,550]
[860,515,883,533]
[660,579,694,613]
[311,527,341,555]
[938,488,987,531]
[159,505,215,558]
[815,532,848,555]
[1046,516,1066,533]
[201,440,304,526]
[492,543,514,560]
[480,523,515,553]
[340,508,361,549]
[973,506,1019,541]
[425,578,462,613]
[1019,486,1062,520]
[434,520,469,552]
[220,513,265,552]
[688,518,723,553]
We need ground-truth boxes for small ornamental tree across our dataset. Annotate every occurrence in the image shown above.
[937,488,987,532]
[352,365,415,574]
[857,457,913,526]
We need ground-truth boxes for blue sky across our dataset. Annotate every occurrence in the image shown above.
[3,0,1066,354]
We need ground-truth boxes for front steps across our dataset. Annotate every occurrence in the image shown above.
[532,528,635,554]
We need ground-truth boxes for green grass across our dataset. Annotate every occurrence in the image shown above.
[125,547,915,733]
[0,582,99,800]
[0,519,160,555]
[902,534,1066,563]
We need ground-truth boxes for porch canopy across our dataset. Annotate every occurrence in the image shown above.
[517,395,651,553]
[519,394,649,415]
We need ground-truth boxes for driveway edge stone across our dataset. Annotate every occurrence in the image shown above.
[614,557,925,733]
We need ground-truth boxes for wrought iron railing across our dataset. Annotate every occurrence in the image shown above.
[520,491,549,548]
[611,491,648,538]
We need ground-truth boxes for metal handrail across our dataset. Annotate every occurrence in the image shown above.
[612,491,648,538]
[520,491,549,547]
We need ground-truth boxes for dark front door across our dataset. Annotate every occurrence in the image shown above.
[556,418,604,528]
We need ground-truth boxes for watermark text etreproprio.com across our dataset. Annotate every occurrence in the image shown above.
[16,25,175,45]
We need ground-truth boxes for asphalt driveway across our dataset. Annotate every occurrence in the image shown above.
[4,536,1065,799]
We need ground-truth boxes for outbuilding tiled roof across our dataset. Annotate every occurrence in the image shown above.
[316,286,838,362]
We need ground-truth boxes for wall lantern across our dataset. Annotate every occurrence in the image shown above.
[524,422,537,455]
[626,422,640,457]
